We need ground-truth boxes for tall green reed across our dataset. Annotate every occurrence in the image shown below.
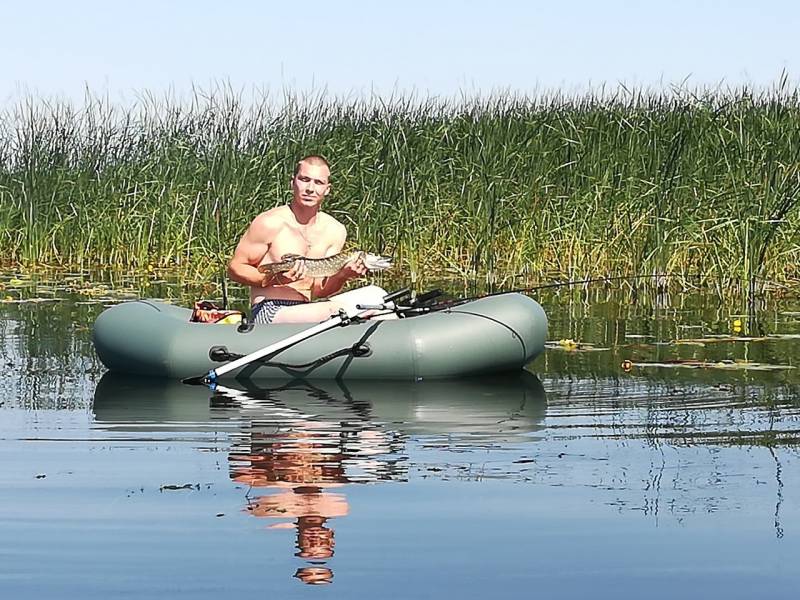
[2,83,800,296]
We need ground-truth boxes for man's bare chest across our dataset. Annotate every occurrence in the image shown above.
[268,223,334,259]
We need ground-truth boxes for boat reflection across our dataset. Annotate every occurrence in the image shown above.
[92,371,546,585]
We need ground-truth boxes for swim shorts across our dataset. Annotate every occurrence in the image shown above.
[251,298,306,324]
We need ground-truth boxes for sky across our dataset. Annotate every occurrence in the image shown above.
[2,0,799,105]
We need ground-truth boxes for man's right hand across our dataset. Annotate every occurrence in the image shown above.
[266,259,307,286]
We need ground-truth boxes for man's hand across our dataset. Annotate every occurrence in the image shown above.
[263,259,307,286]
[312,255,366,299]
[338,255,368,281]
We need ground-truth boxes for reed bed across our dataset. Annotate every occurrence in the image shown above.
[2,83,800,295]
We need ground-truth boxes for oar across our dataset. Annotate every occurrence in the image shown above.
[183,308,355,386]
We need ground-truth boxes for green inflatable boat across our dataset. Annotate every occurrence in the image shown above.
[92,292,547,382]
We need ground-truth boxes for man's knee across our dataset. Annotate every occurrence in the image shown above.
[361,285,388,300]
[333,285,387,303]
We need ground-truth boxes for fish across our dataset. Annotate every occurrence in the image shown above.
[258,251,393,278]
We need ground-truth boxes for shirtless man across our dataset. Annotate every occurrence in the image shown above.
[228,155,387,324]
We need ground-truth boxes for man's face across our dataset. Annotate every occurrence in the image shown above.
[292,162,331,208]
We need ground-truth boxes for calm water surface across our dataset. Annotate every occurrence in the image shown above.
[1,272,799,598]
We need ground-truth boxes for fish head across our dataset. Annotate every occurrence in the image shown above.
[362,253,393,271]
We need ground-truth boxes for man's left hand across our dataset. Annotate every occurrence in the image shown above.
[339,255,368,280]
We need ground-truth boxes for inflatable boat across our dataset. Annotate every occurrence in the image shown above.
[92,292,547,381]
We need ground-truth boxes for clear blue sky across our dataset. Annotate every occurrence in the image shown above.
[2,0,798,104]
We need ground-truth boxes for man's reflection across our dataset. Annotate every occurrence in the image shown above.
[91,372,546,586]
[225,390,401,584]
[294,566,334,585]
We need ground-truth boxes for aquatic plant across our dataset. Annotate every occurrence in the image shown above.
[2,82,800,296]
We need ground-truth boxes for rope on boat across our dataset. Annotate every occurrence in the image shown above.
[208,341,372,370]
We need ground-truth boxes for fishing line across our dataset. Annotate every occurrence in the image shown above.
[434,273,671,309]
[431,272,789,310]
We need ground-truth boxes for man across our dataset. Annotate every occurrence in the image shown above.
[228,155,387,324]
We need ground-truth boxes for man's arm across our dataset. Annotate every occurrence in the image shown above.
[312,223,367,298]
[228,213,280,287]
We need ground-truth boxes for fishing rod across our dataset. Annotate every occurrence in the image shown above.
[432,273,676,310]
[516,273,671,293]
[428,272,792,311]
[520,273,791,295]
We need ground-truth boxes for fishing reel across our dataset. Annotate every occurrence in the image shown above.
[409,288,443,309]
[357,287,444,317]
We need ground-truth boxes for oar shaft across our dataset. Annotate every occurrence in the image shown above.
[211,315,344,379]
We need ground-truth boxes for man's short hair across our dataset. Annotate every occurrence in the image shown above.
[294,155,330,177]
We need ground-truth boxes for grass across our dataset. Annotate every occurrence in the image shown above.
[2,81,800,297]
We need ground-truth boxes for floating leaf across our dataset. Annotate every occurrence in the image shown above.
[546,340,610,352]
[18,298,59,304]
[673,335,769,344]
[623,359,795,372]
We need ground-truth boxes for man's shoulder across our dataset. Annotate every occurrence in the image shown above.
[251,206,291,229]
[318,211,346,233]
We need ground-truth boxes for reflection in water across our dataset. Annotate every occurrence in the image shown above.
[218,382,405,578]
[543,374,800,446]
[294,566,334,585]
[91,369,800,550]
[217,376,545,581]
[542,373,800,538]
[8,283,800,595]
[88,363,800,590]
[769,447,785,539]
[0,305,102,410]
[93,372,546,584]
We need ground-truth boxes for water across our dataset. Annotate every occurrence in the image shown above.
[1,272,800,598]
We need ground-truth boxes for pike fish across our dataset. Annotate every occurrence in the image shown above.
[258,251,393,278]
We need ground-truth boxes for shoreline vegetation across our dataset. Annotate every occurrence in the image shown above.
[2,82,800,298]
